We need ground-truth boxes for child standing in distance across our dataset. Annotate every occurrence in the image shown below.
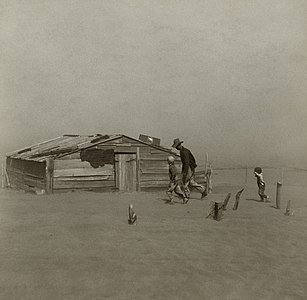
[167,156,188,204]
[254,167,269,202]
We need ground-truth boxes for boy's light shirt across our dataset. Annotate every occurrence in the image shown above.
[255,172,265,185]
[168,163,177,182]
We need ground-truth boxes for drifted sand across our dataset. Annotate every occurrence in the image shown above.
[0,184,306,300]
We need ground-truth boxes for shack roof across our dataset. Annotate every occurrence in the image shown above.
[6,134,178,162]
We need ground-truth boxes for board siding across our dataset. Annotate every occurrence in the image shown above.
[53,179,115,189]
[6,135,208,193]
[54,168,113,177]
[6,159,46,190]
[53,156,115,191]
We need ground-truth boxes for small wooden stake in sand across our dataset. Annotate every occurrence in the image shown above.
[276,182,282,209]
[284,200,291,216]
[206,199,224,221]
[233,188,244,210]
[1,163,4,189]
[205,168,213,195]
[128,204,137,225]
[214,202,223,221]
[3,165,10,188]
[222,193,231,210]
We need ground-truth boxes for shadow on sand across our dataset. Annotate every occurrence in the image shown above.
[246,198,264,203]
[160,198,184,205]
[269,205,279,209]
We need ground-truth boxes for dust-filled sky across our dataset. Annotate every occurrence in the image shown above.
[1,0,306,167]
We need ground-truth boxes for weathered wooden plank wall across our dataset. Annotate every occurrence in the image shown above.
[123,137,206,190]
[95,137,174,190]
[52,137,178,192]
[6,157,46,190]
[6,136,206,193]
[53,157,115,191]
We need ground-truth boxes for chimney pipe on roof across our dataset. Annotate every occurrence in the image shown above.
[139,134,160,146]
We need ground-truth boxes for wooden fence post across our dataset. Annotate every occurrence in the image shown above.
[284,200,291,216]
[136,147,141,192]
[233,188,244,210]
[45,158,54,194]
[206,199,223,221]
[3,165,10,188]
[213,201,223,221]
[205,167,213,194]
[276,182,282,209]
[1,163,4,188]
[222,193,231,210]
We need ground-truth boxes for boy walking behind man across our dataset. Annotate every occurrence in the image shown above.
[254,167,269,202]
[172,138,207,200]
[167,156,188,204]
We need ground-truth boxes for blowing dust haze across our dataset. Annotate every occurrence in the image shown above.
[1,1,306,168]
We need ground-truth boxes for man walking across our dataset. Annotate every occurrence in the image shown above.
[172,138,207,200]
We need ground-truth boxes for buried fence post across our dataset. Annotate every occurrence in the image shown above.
[213,202,223,221]
[205,167,213,195]
[276,182,282,209]
[1,163,4,189]
[284,200,291,216]
[206,200,224,221]
[214,202,220,221]
[3,164,10,188]
[128,204,137,225]
[222,193,232,210]
[233,188,244,211]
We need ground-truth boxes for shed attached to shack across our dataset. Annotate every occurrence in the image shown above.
[5,134,206,193]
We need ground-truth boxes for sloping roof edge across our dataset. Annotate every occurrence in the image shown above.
[5,136,64,157]
[57,134,179,159]
[121,135,179,157]
[6,134,179,161]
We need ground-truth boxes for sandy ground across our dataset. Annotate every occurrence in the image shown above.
[0,184,306,300]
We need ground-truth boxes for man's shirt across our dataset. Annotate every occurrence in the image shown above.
[180,146,197,175]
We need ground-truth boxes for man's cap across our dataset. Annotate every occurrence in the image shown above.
[172,138,183,148]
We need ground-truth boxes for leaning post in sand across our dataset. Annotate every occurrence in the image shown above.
[233,188,244,211]
[276,182,282,209]
[208,167,213,193]
[1,162,4,188]
[213,201,223,221]
[284,200,291,216]
[3,163,10,188]
[204,152,211,195]
[222,193,231,210]
[205,167,213,195]
[206,196,223,221]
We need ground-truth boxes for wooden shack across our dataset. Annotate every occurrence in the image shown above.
[5,134,206,193]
